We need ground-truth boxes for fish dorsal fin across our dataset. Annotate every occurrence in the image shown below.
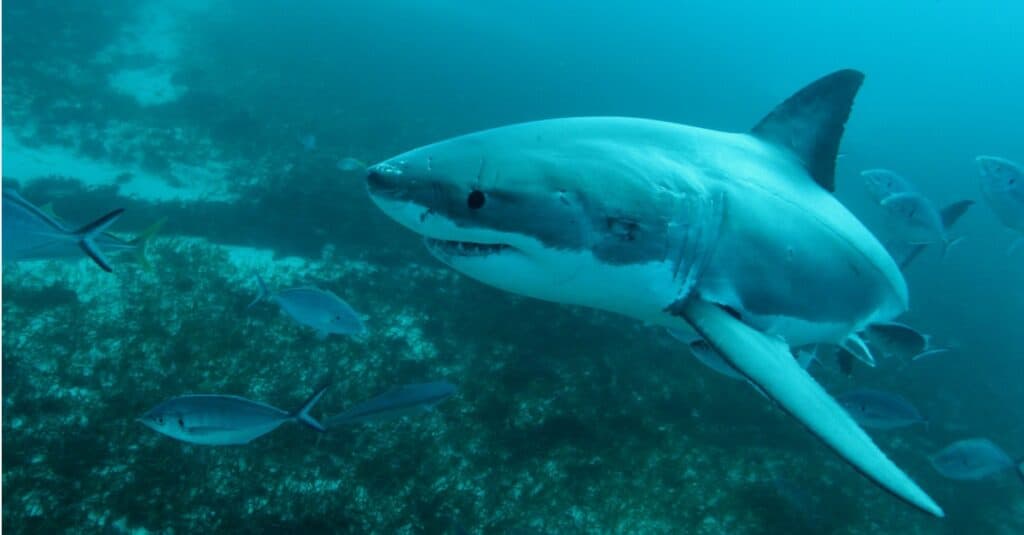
[939,199,974,230]
[751,69,865,192]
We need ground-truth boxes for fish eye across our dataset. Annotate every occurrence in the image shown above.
[178,418,185,428]
[467,190,486,210]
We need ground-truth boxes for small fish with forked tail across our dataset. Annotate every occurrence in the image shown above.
[249,275,366,338]
[2,190,126,272]
[861,169,918,204]
[337,157,367,172]
[139,385,328,445]
[863,321,949,361]
[326,381,455,427]
[929,438,1017,481]
[836,388,926,430]
[976,156,1024,254]
[859,169,973,266]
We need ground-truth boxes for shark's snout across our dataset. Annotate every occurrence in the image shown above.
[365,162,403,198]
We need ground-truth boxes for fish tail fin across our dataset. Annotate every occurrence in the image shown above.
[248,275,270,309]
[292,384,329,433]
[912,347,950,361]
[940,236,965,260]
[796,345,819,370]
[128,217,167,270]
[73,208,126,272]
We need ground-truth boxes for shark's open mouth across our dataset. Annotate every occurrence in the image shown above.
[424,237,513,257]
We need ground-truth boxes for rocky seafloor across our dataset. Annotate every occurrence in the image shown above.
[3,238,1022,534]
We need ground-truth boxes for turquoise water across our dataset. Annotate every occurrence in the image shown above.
[3,1,1022,533]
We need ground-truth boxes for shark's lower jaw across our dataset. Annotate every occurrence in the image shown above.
[423,237,515,258]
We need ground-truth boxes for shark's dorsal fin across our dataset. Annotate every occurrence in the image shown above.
[751,69,865,192]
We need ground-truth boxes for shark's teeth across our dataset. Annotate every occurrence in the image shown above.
[424,238,511,257]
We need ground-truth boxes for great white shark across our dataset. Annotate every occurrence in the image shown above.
[364,69,944,517]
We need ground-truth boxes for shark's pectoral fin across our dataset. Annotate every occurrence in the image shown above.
[674,298,944,518]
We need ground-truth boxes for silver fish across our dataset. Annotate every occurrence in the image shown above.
[929,438,1014,480]
[687,339,746,381]
[836,388,925,430]
[2,190,125,272]
[337,157,367,172]
[976,156,1024,254]
[249,275,366,338]
[879,192,950,248]
[861,169,917,203]
[890,200,973,269]
[668,330,816,381]
[139,385,328,445]
[23,204,164,268]
[326,381,455,427]
[863,322,948,361]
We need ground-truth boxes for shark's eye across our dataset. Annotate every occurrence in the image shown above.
[178,418,185,428]
[467,190,486,210]
[157,416,164,425]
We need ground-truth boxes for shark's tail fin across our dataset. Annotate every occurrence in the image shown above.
[247,275,271,309]
[128,217,167,270]
[291,384,329,432]
[73,208,126,272]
